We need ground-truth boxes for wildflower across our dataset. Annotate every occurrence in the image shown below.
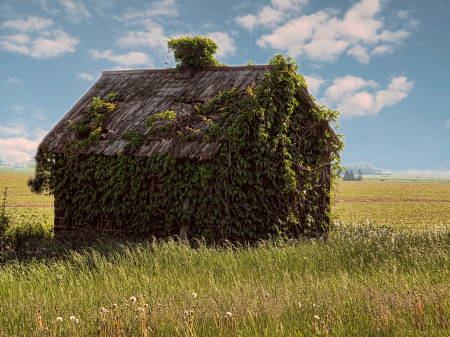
[112,304,118,310]
[75,319,79,324]
[126,304,130,308]
[70,316,76,321]
[314,315,320,320]
[297,303,302,307]
[56,317,63,322]
[37,316,42,321]
[137,307,145,313]
[144,304,149,308]
[101,307,106,312]
[190,311,194,316]
[265,293,270,298]
[192,293,197,298]
[130,296,137,303]
[313,304,317,308]
[226,312,233,317]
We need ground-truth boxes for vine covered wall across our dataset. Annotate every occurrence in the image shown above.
[30,54,344,242]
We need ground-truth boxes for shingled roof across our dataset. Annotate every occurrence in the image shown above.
[41,65,330,160]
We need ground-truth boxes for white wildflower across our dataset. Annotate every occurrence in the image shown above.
[130,296,137,303]
[314,315,320,320]
[226,312,233,317]
[56,317,63,322]
[70,316,76,321]
[192,293,197,298]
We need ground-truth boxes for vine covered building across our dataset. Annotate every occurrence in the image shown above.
[37,59,342,241]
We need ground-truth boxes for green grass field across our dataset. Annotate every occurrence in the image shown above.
[1,173,450,336]
[332,180,450,229]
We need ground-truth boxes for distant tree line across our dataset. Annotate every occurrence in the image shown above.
[343,169,363,181]
[344,163,383,174]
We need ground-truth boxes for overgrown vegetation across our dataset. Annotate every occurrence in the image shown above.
[166,36,224,70]
[1,223,450,336]
[28,52,344,241]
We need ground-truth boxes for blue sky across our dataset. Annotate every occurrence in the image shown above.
[0,0,449,172]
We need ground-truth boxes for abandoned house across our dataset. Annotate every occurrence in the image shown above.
[36,59,340,241]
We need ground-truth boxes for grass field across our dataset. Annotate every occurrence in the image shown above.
[332,181,450,229]
[1,173,450,336]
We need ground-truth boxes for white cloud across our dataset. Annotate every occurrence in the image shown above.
[207,32,236,58]
[116,23,167,50]
[77,73,95,81]
[90,49,153,67]
[31,128,48,141]
[58,0,90,23]
[370,44,393,55]
[0,29,79,59]
[6,78,22,84]
[256,0,410,63]
[446,120,450,128]
[115,0,178,22]
[319,75,414,116]
[271,0,308,11]
[347,45,370,64]
[236,0,307,31]
[303,75,327,96]
[2,16,53,31]
[0,122,30,137]
[0,137,40,164]
[236,14,259,31]
[13,106,25,111]
[397,10,409,19]
[113,1,178,54]
[32,109,48,120]
[232,1,252,11]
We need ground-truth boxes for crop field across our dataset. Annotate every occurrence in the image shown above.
[332,180,450,229]
[1,173,450,336]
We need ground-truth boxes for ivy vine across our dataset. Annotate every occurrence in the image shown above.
[166,36,225,70]
[29,52,344,242]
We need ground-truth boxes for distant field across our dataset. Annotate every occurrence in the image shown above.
[1,173,450,230]
[0,174,54,229]
[332,180,450,228]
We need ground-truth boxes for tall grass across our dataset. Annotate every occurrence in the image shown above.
[0,223,449,336]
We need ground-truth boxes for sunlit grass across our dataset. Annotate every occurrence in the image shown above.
[1,225,450,335]
[1,174,450,335]
[332,181,450,228]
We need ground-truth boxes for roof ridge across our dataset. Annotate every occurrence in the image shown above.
[102,64,275,75]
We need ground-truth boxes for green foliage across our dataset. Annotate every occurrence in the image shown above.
[121,130,146,148]
[166,36,224,69]
[146,110,177,129]
[246,61,256,65]
[30,54,344,241]
[65,93,120,152]
[0,188,11,241]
